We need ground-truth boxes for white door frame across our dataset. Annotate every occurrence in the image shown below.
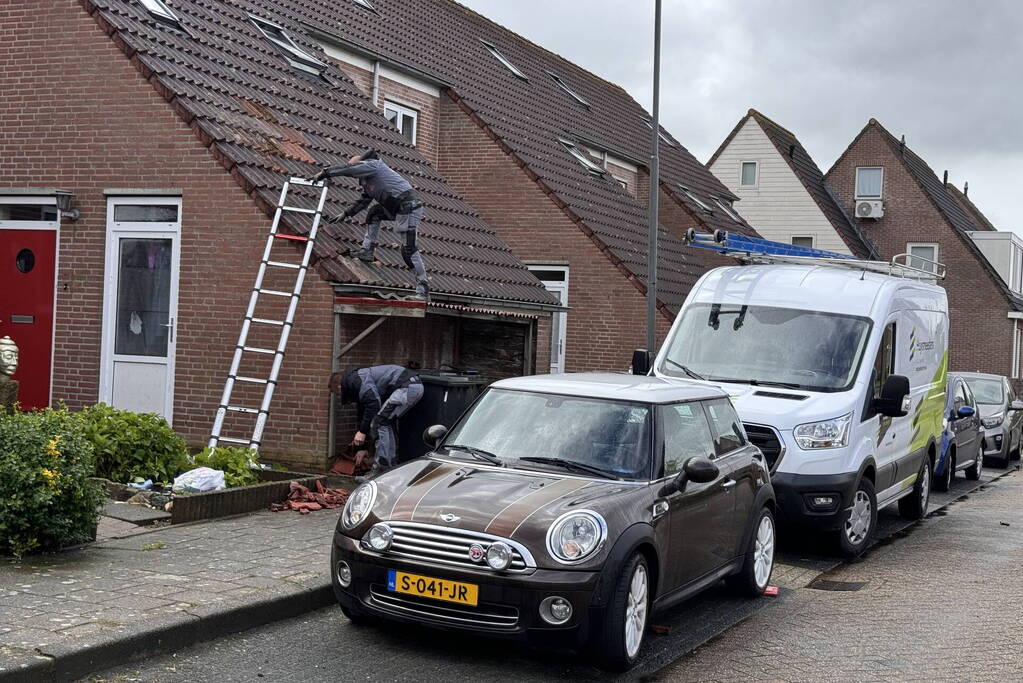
[528,264,569,374]
[100,196,182,422]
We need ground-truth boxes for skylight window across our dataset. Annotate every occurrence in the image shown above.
[679,185,712,213]
[547,71,590,108]
[481,40,528,81]
[560,140,605,176]
[138,0,180,26]
[714,198,741,222]
[642,117,675,147]
[250,16,326,77]
[352,0,379,13]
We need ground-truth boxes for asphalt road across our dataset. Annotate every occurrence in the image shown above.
[85,465,1017,683]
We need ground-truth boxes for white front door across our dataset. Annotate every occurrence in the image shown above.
[528,265,569,374]
[100,197,181,421]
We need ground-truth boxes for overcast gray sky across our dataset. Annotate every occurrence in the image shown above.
[461,0,1023,235]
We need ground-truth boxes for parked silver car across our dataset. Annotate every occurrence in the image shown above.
[959,372,1023,468]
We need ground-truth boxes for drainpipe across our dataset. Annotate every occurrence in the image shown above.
[372,60,381,107]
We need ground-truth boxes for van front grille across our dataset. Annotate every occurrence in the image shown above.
[744,423,785,473]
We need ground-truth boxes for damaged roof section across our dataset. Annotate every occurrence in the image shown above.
[84,0,558,308]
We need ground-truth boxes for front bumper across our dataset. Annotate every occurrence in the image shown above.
[331,532,603,647]
[771,471,859,532]
[981,425,1007,458]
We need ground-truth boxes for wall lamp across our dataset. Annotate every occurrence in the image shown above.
[54,190,80,221]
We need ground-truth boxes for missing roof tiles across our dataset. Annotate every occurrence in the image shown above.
[481,39,528,81]
[138,0,181,27]
[249,15,327,78]
[547,71,590,108]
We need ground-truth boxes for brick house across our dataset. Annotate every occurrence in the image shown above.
[825,119,1023,382]
[708,109,876,258]
[0,0,559,471]
[300,0,761,373]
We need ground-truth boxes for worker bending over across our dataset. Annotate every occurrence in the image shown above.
[313,151,429,301]
[331,365,424,480]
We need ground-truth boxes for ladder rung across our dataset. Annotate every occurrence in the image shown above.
[266,260,301,270]
[280,206,317,215]
[234,376,269,384]
[274,233,310,241]
[218,437,253,445]
[250,317,286,326]
[226,406,260,414]
[242,346,276,354]
[258,289,294,297]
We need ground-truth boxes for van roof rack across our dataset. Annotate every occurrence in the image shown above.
[685,230,946,281]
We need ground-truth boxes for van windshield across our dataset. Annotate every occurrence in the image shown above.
[660,304,872,393]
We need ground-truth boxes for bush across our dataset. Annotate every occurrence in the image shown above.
[0,407,105,556]
[76,404,189,483]
[192,447,260,488]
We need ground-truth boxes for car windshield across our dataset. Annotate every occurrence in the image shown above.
[660,303,872,392]
[966,378,1004,405]
[441,388,652,480]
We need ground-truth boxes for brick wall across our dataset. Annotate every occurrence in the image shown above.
[437,94,673,371]
[827,125,1017,379]
[0,0,338,469]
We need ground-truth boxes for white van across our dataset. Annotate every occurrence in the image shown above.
[652,262,948,557]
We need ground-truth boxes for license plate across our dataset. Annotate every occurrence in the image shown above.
[387,570,478,606]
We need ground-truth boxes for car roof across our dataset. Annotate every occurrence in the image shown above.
[952,371,1006,381]
[490,372,727,404]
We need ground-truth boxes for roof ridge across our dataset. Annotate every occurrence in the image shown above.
[746,108,799,142]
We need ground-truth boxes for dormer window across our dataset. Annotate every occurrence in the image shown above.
[560,140,605,176]
[250,16,326,77]
[481,40,528,81]
[547,71,589,108]
[138,0,180,27]
[678,185,712,213]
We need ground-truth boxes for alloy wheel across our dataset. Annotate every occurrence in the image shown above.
[624,563,648,658]
[754,514,775,589]
[845,490,871,545]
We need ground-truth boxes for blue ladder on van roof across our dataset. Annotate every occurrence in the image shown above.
[685,229,856,260]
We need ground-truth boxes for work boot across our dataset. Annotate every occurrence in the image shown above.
[411,281,430,302]
[355,459,391,484]
[347,246,376,263]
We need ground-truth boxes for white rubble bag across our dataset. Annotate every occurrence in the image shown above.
[172,467,226,493]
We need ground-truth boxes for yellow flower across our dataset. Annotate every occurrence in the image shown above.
[45,435,61,458]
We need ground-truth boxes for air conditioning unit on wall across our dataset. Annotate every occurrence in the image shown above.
[856,200,884,219]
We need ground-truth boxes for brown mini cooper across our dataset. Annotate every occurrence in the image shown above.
[331,373,776,670]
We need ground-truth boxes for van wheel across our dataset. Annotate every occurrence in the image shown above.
[965,450,983,481]
[899,457,931,520]
[837,478,876,558]
[934,451,953,492]
[595,553,648,672]
[726,507,776,597]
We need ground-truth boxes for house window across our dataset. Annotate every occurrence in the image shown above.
[740,161,758,187]
[138,0,180,26]
[560,140,604,176]
[678,185,712,213]
[791,236,814,249]
[481,40,528,81]
[855,167,884,198]
[0,203,58,222]
[547,71,589,108]
[249,16,326,77]
[907,243,938,273]
[383,101,418,145]
[714,198,740,222]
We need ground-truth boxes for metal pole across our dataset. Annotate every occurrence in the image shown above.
[646,0,662,355]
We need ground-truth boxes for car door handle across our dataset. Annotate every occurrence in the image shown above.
[721,479,737,489]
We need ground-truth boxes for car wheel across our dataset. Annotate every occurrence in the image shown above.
[596,553,649,672]
[837,478,877,558]
[934,451,953,492]
[965,450,983,481]
[726,507,776,597]
[899,456,931,520]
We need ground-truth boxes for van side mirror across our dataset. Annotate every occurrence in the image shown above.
[423,424,448,449]
[631,349,651,376]
[957,405,976,418]
[1011,400,1023,412]
[659,456,719,496]
[874,374,910,417]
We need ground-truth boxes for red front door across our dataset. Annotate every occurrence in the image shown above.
[0,229,57,409]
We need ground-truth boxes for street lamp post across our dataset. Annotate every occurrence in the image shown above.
[646,0,662,357]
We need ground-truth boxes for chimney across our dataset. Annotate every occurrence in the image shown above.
[899,135,905,156]
[943,170,948,187]
[964,181,969,197]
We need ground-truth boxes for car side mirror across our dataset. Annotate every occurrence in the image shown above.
[632,349,651,376]
[874,374,910,417]
[957,405,976,418]
[423,424,448,449]
[1011,400,1023,412]
[659,456,719,496]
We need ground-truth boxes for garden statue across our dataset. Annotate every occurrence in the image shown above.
[0,336,19,411]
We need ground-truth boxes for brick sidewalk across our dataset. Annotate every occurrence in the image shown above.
[0,508,339,681]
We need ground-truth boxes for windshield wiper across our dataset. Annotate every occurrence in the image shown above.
[444,444,503,466]
[707,377,803,390]
[663,358,705,380]
[518,456,620,480]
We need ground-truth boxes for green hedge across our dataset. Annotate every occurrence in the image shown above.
[77,404,190,484]
[0,408,104,557]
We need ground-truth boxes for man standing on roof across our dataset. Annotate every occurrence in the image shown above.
[329,364,424,480]
[312,151,429,301]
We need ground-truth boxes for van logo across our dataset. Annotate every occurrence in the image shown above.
[909,327,934,361]
[468,543,486,562]
[440,513,460,524]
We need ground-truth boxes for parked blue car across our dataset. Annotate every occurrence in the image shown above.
[934,373,984,491]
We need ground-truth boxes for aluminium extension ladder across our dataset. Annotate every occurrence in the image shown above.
[208,177,328,451]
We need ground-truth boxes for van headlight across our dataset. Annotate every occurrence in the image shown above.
[546,510,607,564]
[341,481,377,530]
[794,413,852,450]
[982,412,1005,429]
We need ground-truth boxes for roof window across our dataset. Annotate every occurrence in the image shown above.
[352,0,379,13]
[642,117,675,148]
[138,0,181,27]
[481,40,528,81]
[560,140,605,176]
[547,71,589,108]
[714,198,741,222]
[679,185,712,213]
[250,16,326,77]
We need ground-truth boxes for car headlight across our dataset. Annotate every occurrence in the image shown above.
[341,481,377,530]
[546,510,607,564]
[794,413,852,450]
[982,412,1005,429]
